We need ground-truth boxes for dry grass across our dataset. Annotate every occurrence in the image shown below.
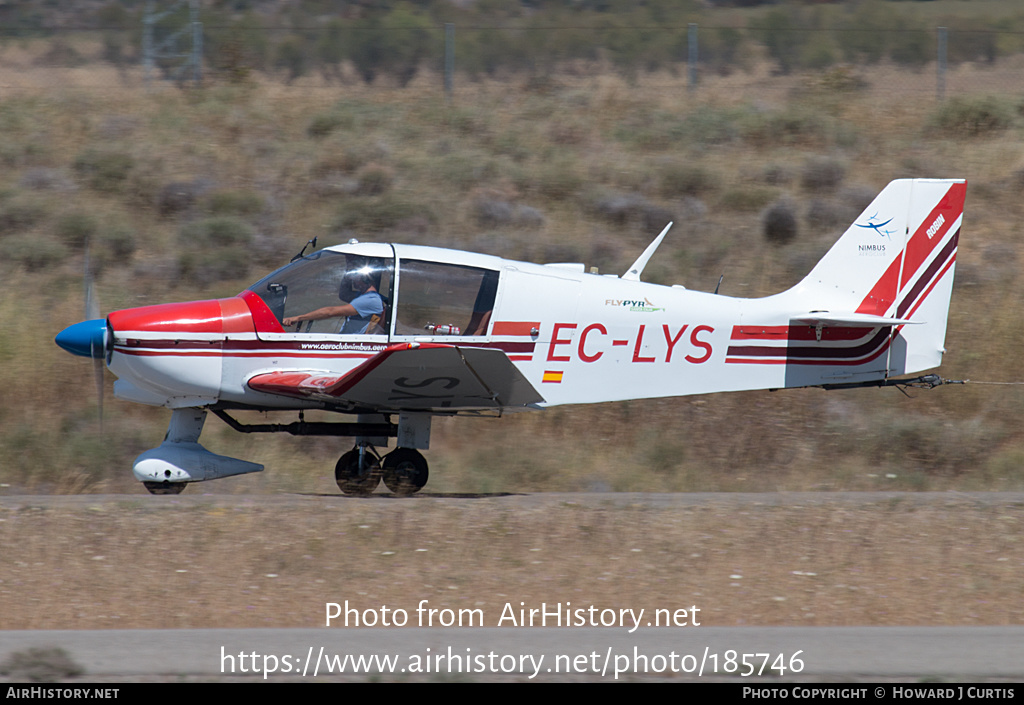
[0,52,1023,498]
[0,495,1021,630]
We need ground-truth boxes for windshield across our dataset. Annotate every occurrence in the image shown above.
[247,251,394,335]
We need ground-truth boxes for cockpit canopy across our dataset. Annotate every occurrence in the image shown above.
[248,250,393,334]
[246,248,499,337]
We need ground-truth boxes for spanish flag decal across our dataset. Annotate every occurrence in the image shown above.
[542,370,564,384]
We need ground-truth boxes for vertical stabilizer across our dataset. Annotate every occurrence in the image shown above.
[767,178,966,386]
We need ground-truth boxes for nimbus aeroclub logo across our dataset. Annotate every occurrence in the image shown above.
[855,212,896,256]
[605,298,664,313]
[856,213,897,239]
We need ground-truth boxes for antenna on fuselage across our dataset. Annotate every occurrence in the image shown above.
[291,236,318,262]
[622,222,672,281]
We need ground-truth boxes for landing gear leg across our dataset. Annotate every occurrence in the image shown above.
[335,444,382,495]
[382,449,429,495]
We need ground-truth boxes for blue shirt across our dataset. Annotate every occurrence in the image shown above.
[341,291,384,334]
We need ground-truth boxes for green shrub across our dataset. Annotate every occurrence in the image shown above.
[307,112,350,139]
[611,110,687,151]
[890,29,932,68]
[0,198,47,236]
[834,1,894,65]
[204,11,270,83]
[516,158,582,201]
[432,152,497,190]
[679,106,745,147]
[0,235,70,271]
[72,149,135,192]
[332,197,431,233]
[274,34,308,84]
[719,186,779,213]
[354,163,394,196]
[814,66,869,94]
[800,34,839,71]
[204,190,265,218]
[36,39,87,68]
[658,162,721,198]
[929,96,1018,138]
[755,8,806,75]
[801,156,846,192]
[178,248,252,285]
[96,225,137,265]
[179,216,255,248]
[740,107,830,147]
[54,212,97,250]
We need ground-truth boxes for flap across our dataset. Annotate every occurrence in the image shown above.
[247,343,544,412]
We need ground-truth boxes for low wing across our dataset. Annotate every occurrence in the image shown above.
[247,343,544,412]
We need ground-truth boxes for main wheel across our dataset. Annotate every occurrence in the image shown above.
[143,481,186,495]
[335,448,381,495]
[382,449,429,495]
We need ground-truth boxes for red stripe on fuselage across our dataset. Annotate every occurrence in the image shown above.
[491,321,540,337]
[731,325,874,343]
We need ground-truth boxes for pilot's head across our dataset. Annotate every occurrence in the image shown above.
[346,268,374,293]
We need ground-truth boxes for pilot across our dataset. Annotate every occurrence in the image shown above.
[283,268,384,334]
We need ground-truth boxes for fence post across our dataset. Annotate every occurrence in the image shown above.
[143,0,154,90]
[937,26,947,101]
[192,20,202,85]
[688,23,698,94]
[191,0,201,86]
[445,23,455,102]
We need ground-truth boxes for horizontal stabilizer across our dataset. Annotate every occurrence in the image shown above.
[248,343,544,412]
[792,312,921,328]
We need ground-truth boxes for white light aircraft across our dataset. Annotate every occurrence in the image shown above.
[56,178,966,495]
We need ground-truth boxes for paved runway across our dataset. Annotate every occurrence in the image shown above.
[3,626,1023,681]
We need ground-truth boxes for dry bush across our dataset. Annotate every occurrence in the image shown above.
[157,179,215,218]
[805,198,856,229]
[762,198,799,245]
[20,167,76,192]
[0,647,83,682]
[800,156,847,192]
[929,96,1019,138]
[72,148,134,193]
[353,163,395,196]
[720,185,779,212]
[54,212,97,250]
[0,197,48,236]
[657,162,722,198]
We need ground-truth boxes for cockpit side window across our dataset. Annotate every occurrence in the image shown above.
[247,251,394,335]
[395,260,498,336]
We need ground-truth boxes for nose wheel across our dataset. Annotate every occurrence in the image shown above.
[143,481,187,495]
[382,448,429,495]
[335,446,382,495]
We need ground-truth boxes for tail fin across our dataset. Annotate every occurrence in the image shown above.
[775,178,966,385]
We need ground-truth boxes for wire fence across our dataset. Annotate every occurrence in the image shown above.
[0,22,1022,102]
